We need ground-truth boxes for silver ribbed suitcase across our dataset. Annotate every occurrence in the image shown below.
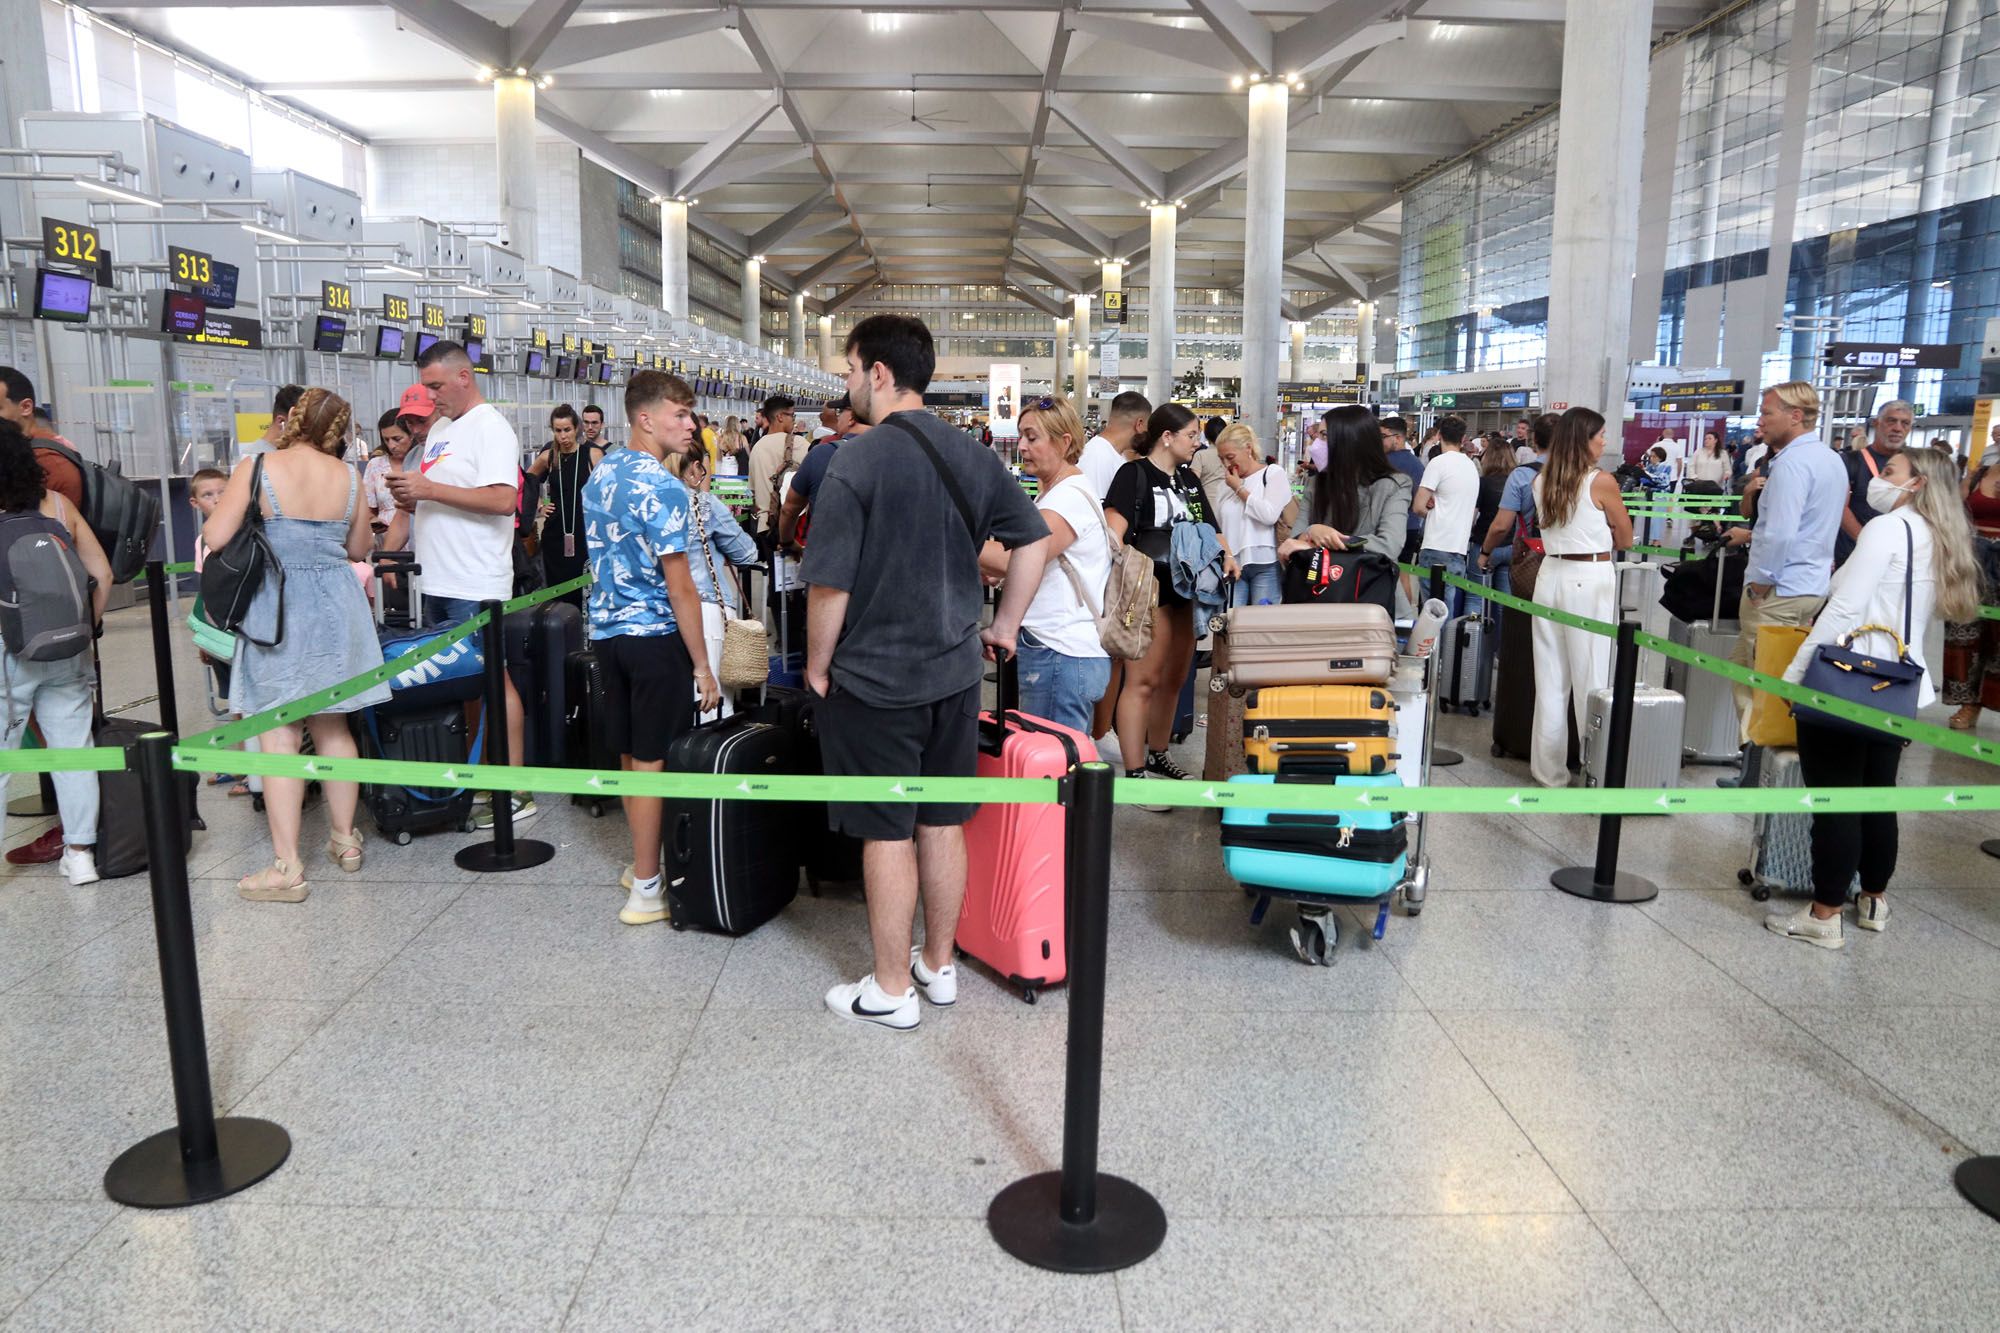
[1582,685,1684,790]
[1666,617,1742,763]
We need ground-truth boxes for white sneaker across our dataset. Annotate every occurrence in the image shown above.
[1855,894,1889,932]
[619,880,669,926]
[824,973,920,1030]
[60,847,98,887]
[1765,905,1845,950]
[911,947,958,1006]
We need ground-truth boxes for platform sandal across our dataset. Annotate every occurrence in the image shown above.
[327,828,364,873]
[237,859,308,903]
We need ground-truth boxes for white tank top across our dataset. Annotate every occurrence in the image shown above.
[1534,469,1613,555]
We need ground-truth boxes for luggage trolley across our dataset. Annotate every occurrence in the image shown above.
[1218,642,1438,967]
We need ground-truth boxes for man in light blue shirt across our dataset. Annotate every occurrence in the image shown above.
[1727,382,1846,747]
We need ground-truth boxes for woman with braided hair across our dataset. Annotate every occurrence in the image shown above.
[202,387,390,902]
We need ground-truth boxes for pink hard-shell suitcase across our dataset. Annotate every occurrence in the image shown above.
[957,667,1089,1003]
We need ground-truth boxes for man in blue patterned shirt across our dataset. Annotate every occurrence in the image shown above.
[582,369,720,925]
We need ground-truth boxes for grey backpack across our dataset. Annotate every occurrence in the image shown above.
[0,508,94,661]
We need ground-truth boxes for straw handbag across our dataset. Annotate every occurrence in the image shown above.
[691,500,769,689]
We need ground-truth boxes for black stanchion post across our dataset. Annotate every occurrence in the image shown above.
[1426,562,1464,768]
[1958,1157,2000,1222]
[990,762,1165,1273]
[1551,619,1659,904]
[143,559,201,831]
[455,600,554,873]
[1981,840,2000,861]
[104,733,290,1207]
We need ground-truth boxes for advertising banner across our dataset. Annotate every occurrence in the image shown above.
[989,363,1022,439]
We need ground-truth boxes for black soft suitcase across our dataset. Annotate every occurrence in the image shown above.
[565,647,619,816]
[353,703,479,843]
[505,601,583,767]
[1490,604,1580,769]
[755,686,863,890]
[663,715,800,936]
[94,717,197,879]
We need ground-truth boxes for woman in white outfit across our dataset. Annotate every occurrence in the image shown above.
[1764,446,1981,948]
[1529,407,1634,789]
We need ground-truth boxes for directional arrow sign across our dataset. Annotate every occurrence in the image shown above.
[1822,341,1961,370]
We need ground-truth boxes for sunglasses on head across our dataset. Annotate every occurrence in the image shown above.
[1029,396,1058,410]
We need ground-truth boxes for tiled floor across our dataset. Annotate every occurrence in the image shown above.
[4,607,2000,1329]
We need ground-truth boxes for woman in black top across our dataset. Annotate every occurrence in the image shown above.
[1102,403,1238,796]
[527,403,602,606]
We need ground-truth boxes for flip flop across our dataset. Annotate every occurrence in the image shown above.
[209,773,244,787]
[228,782,251,797]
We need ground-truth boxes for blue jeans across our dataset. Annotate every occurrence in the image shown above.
[1,653,98,844]
[1016,633,1111,735]
[422,594,484,628]
[1231,561,1282,608]
[1417,548,1468,616]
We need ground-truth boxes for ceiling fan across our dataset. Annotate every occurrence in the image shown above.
[873,86,967,133]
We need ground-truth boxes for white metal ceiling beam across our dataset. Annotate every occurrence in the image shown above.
[1014,244,1089,294]
[670,94,784,195]
[1278,1,1407,80]
[763,212,852,252]
[384,0,506,68]
[1282,261,1362,300]
[1033,150,1144,195]
[1293,293,1349,320]
[791,237,866,287]
[507,0,586,69]
[746,185,836,253]
[1005,0,1079,259]
[1182,0,1274,75]
[684,143,813,193]
[821,280,880,316]
[536,102,672,196]
[539,9,740,70]
[1024,191,1118,260]
[1005,280,1072,320]
[1044,98,1166,198]
[1066,14,1242,75]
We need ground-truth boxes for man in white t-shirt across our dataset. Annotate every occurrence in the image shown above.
[386,339,534,828]
[1080,390,1151,498]
[1412,414,1480,588]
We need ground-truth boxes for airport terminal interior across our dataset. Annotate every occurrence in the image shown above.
[5,0,2000,1327]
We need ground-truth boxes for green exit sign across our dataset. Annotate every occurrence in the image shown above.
[1431,394,1457,408]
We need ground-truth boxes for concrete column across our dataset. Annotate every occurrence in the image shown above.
[1148,203,1177,405]
[1290,322,1308,381]
[0,0,52,240]
[1242,79,1289,445]
[1900,0,1977,402]
[789,292,807,362]
[494,76,539,264]
[1695,33,1728,267]
[1355,301,1375,375]
[741,257,763,348]
[1375,304,1397,377]
[661,200,689,319]
[1053,317,1070,396]
[818,314,835,370]
[1072,292,1090,401]
[1545,0,1653,417]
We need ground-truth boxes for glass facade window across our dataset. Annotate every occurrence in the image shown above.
[1400,0,2000,414]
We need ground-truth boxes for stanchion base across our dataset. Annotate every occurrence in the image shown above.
[1432,747,1464,768]
[1982,840,2000,861]
[988,1171,1167,1274]
[1956,1156,2000,1222]
[455,838,556,873]
[1551,866,1659,904]
[7,795,53,818]
[104,1116,290,1208]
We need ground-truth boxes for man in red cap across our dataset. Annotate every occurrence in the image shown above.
[380,383,441,554]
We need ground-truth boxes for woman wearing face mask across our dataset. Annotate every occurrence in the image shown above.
[977,395,1110,732]
[1766,447,1981,949]
[1102,403,1239,802]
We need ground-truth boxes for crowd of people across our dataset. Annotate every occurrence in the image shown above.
[1,330,1993,1008]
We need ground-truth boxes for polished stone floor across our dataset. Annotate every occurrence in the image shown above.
[3,605,1999,1330]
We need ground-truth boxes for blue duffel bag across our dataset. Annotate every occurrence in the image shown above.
[379,622,486,708]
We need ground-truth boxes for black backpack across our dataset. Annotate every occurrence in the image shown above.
[33,439,159,584]
[0,508,94,661]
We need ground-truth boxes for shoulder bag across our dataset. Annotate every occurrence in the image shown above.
[689,498,769,689]
[1791,519,1923,742]
[197,455,284,648]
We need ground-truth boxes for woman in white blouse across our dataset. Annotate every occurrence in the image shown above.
[1685,430,1733,487]
[1213,422,1290,606]
[1766,446,1981,949]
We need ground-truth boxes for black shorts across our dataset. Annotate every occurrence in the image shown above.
[1398,528,1423,564]
[595,632,695,764]
[1152,560,1190,610]
[816,680,980,841]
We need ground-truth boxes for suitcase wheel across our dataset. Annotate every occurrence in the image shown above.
[1737,868,1754,887]
[252,794,265,813]
[1207,612,1226,635]
[1290,910,1335,966]
[1020,986,1039,1005]
[1489,743,1505,758]
[394,830,412,847]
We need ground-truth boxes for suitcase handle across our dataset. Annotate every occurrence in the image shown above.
[979,648,1017,754]
[670,811,692,868]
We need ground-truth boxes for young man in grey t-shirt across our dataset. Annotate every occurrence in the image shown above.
[802,315,1050,1030]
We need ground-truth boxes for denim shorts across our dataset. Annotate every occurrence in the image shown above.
[1015,632,1111,736]
[422,594,485,628]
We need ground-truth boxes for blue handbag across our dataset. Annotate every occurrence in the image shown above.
[1791,520,1921,742]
